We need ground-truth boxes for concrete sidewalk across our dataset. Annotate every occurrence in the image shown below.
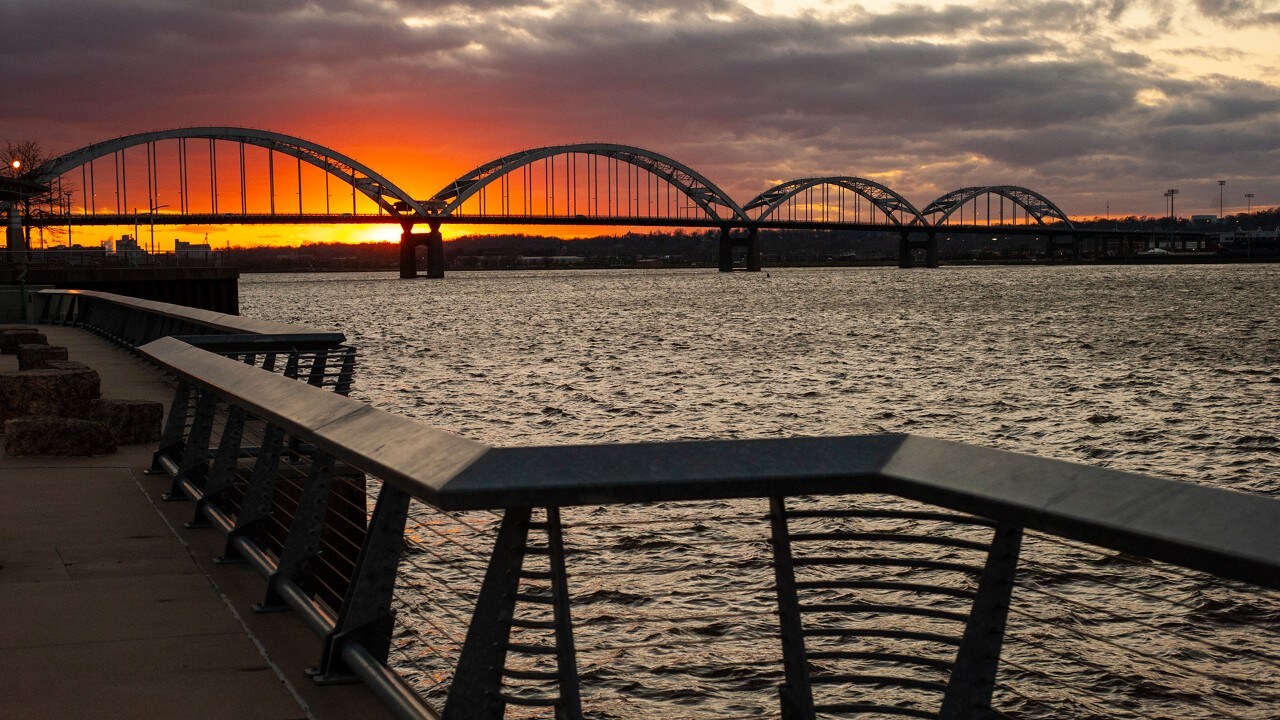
[0,325,395,720]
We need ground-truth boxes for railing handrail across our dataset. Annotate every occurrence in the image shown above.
[138,335,1280,591]
[37,287,330,338]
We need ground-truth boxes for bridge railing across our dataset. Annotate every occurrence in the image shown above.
[34,288,356,393]
[136,333,1280,720]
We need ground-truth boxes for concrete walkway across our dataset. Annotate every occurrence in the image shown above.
[0,325,395,720]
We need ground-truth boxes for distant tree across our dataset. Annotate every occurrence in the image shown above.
[3,140,69,248]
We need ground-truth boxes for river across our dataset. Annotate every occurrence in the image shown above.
[241,264,1280,718]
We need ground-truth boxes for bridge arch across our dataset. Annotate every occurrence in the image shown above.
[743,177,927,226]
[428,143,748,223]
[921,186,1073,229]
[31,126,430,218]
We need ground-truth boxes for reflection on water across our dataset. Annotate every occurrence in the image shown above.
[242,264,1280,717]
[243,264,1280,495]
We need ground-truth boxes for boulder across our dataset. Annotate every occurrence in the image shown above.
[83,398,163,445]
[17,344,69,371]
[3,416,117,456]
[0,364,101,423]
[0,329,47,354]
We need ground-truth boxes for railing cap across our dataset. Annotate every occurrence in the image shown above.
[140,335,1280,590]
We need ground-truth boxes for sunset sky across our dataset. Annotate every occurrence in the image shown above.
[2,0,1278,247]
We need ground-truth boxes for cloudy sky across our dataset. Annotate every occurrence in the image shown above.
[2,0,1277,243]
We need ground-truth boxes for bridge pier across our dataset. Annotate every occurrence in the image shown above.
[399,221,444,279]
[718,227,760,272]
[898,232,937,269]
[1045,235,1080,263]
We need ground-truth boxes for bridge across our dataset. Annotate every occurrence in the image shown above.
[5,127,1204,276]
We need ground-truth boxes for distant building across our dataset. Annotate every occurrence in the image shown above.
[115,234,143,254]
[174,239,214,262]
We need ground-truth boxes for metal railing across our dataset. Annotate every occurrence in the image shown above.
[134,332,1280,720]
[34,288,356,394]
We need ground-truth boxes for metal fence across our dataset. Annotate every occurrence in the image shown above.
[132,330,1279,720]
[35,288,356,394]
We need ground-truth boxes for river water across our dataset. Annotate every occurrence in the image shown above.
[241,265,1280,718]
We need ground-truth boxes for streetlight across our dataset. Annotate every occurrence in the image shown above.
[1245,193,1255,214]
[9,159,20,176]
[1167,188,1179,222]
[148,204,169,255]
[1218,180,1226,219]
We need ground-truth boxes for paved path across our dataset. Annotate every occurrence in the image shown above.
[0,325,395,720]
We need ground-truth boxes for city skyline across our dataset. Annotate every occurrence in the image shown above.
[3,0,1277,246]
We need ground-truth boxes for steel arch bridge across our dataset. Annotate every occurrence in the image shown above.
[743,176,927,227]
[29,126,430,220]
[426,142,748,224]
[7,125,1102,276]
[920,185,1074,229]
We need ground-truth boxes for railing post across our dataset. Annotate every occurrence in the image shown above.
[149,380,193,474]
[444,507,533,720]
[305,349,329,388]
[164,387,218,500]
[939,523,1023,719]
[218,422,286,563]
[333,347,356,396]
[769,496,816,720]
[189,405,247,528]
[256,451,337,611]
[547,506,583,720]
[312,483,412,684]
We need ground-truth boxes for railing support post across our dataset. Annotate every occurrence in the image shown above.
[150,380,193,474]
[769,497,816,720]
[218,423,286,563]
[547,506,584,720]
[939,523,1023,719]
[189,405,247,527]
[164,387,217,500]
[257,452,336,611]
[444,507,533,720]
[313,483,412,684]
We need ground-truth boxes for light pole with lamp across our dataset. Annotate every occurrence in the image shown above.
[1218,180,1226,220]
[1245,193,1254,215]
[148,203,169,256]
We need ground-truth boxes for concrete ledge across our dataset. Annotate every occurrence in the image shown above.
[0,363,101,423]
[3,416,117,456]
[83,398,163,445]
[17,343,69,370]
[1,329,47,353]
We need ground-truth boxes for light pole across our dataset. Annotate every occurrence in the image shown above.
[148,203,169,255]
[1167,188,1179,222]
[1218,180,1226,219]
[1245,193,1254,214]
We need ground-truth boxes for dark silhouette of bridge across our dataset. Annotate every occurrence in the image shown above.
[6,127,1207,277]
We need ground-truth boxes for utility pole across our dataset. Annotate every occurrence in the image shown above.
[1167,188,1179,222]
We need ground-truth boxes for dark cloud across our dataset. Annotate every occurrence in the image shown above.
[2,0,1276,216]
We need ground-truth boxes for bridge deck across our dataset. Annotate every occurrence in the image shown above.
[0,325,393,720]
